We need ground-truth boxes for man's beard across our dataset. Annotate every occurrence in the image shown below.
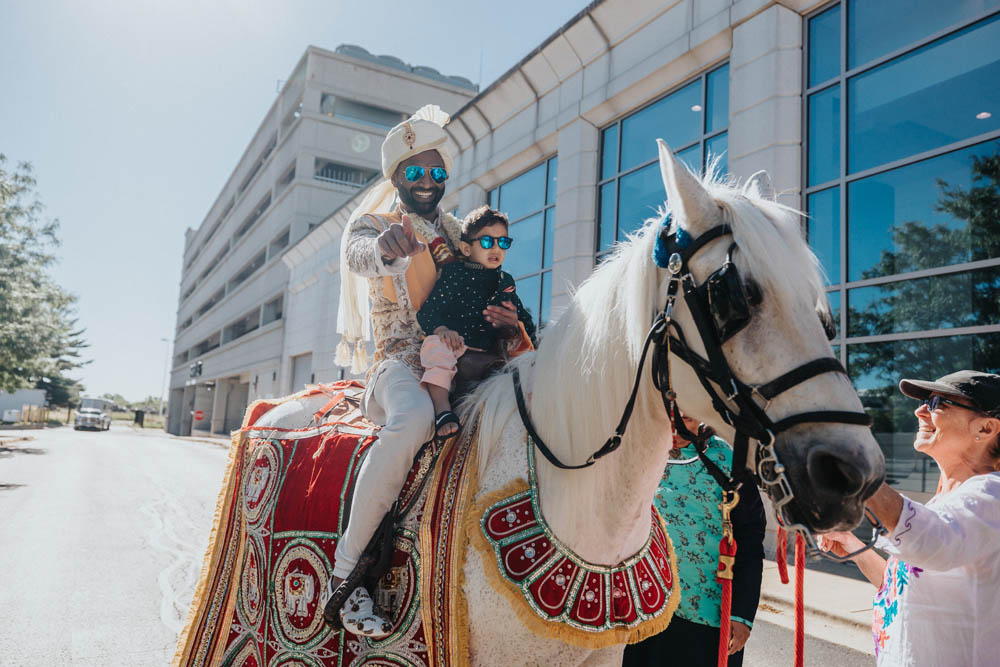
[397,183,444,216]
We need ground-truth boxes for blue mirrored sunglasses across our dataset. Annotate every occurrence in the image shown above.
[474,235,513,250]
[404,165,448,183]
[921,395,978,412]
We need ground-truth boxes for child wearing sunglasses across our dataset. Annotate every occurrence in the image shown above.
[416,206,537,438]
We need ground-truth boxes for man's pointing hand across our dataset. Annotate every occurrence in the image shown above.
[378,214,426,262]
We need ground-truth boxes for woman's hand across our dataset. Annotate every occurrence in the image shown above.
[817,531,865,559]
[729,621,751,655]
[434,327,465,353]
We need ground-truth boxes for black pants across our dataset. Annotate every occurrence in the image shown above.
[622,615,744,667]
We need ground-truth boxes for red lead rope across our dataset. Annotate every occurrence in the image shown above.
[716,490,740,667]
[716,534,737,667]
[775,526,807,667]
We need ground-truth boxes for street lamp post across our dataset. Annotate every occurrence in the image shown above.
[159,337,171,418]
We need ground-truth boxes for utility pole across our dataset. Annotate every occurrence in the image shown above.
[159,337,170,418]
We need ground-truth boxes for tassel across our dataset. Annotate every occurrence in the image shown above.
[351,342,370,375]
[335,338,353,368]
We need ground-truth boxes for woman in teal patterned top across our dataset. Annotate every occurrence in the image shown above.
[623,415,766,667]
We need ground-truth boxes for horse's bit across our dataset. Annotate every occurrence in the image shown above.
[513,218,886,562]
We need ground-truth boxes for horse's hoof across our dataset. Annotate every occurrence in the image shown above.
[339,587,392,640]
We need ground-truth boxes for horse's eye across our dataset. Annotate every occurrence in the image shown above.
[744,279,762,306]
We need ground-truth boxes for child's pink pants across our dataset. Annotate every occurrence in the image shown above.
[420,335,467,390]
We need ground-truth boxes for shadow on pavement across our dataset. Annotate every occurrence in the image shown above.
[0,446,48,459]
[0,483,26,491]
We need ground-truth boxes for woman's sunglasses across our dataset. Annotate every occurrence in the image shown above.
[404,165,448,183]
[921,395,979,412]
[473,235,513,250]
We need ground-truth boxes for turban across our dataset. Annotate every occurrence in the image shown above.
[335,105,453,373]
[381,104,453,178]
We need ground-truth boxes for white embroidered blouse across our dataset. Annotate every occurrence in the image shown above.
[873,472,1000,667]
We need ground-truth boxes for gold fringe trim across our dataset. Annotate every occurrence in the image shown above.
[419,426,480,667]
[172,390,317,666]
[465,480,681,650]
[171,426,246,666]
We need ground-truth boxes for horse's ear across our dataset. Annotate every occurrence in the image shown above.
[745,170,775,200]
[657,139,719,234]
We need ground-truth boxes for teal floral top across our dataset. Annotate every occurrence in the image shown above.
[654,436,761,629]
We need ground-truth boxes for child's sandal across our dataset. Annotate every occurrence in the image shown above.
[434,411,461,440]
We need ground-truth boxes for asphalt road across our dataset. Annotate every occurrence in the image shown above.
[0,425,228,666]
[744,619,873,667]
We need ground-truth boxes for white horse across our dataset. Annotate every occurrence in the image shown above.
[247,141,885,666]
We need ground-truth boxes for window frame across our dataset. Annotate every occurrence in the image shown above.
[486,156,558,325]
[802,2,1000,358]
[596,62,730,261]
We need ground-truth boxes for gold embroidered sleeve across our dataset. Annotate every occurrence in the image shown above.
[345,214,410,278]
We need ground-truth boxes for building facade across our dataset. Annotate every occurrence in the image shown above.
[167,45,475,436]
[177,0,1000,501]
[280,0,1000,499]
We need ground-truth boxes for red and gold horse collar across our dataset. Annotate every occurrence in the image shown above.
[475,437,678,642]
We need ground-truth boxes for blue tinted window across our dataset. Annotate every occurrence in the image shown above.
[541,272,552,324]
[809,5,841,86]
[506,212,543,278]
[546,157,558,205]
[847,140,1000,280]
[808,187,840,285]
[848,267,1000,338]
[599,182,617,252]
[499,163,546,221]
[675,144,701,174]
[488,188,497,208]
[826,290,841,339]
[706,65,729,133]
[620,80,701,171]
[601,126,619,180]
[848,15,1000,174]
[808,85,840,185]
[516,274,542,324]
[848,0,1000,68]
[617,163,663,241]
[543,208,555,269]
[706,132,728,176]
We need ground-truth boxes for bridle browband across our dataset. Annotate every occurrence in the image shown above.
[512,217,886,561]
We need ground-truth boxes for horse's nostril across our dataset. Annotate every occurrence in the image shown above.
[807,448,866,498]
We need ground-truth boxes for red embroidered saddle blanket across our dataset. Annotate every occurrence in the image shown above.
[172,381,477,667]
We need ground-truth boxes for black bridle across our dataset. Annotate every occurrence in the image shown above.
[512,219,887,561]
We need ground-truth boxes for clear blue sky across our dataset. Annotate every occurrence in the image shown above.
[0,0,588,402]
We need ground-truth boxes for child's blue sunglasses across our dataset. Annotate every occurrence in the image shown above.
[474,235,513,250]
[404,165,448,183]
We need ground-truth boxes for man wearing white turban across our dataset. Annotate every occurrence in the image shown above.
[326,105,519,638]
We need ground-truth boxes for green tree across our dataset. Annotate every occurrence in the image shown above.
[0,155,88,392]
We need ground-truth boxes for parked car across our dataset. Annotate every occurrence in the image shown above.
[74,407,111,431]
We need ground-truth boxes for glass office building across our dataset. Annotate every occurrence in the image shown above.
[288,0,999,496]
[805,1,1000,491]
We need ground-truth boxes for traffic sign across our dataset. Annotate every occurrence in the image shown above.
[194,410,205,421]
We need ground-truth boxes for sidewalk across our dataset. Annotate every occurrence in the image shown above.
[757,558,875,656]
[126,425,231,448]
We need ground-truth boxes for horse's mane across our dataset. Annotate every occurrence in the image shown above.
[460,166,826,483]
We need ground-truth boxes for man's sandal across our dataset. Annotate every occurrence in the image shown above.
[434,410,461,441]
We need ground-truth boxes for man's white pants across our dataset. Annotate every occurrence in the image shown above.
[332,359,434,579]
